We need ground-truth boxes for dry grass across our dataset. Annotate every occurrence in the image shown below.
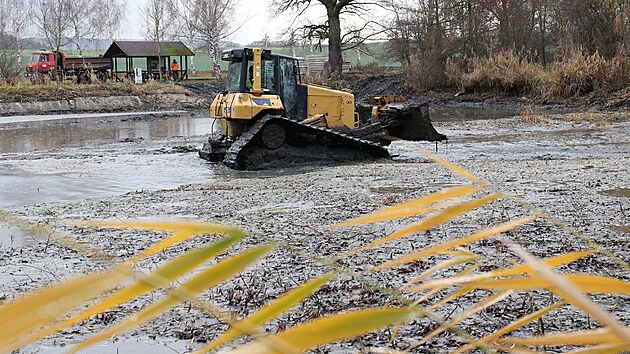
[442,49,630,100]
[542,49,630,98]
[450,50,541,94]
[518,106,545,124]
[190,69,220,79]
[560,110,626,126]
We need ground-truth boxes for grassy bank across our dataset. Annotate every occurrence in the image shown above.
[406,49,630,104]
[0,80,190,103]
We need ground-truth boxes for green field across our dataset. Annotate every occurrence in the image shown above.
[20,43,399,74]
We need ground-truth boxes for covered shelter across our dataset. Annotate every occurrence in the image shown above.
[103,40,195,82]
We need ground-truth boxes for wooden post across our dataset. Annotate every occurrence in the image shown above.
[185,56,188,80]
[179,55,184,80]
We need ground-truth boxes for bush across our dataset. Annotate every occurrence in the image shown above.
[541,49,630,98]
[404,48,450,91]
[0,50,20,80]
[436,48,630,99]
[447,50,543,94]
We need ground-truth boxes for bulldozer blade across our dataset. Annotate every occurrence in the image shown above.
[385,104,447,142]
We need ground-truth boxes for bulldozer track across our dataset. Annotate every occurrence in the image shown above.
[223,115,389,170]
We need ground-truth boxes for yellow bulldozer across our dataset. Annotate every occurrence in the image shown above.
[198,48,446,170]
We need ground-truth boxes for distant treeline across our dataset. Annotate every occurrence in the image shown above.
[387,0,629,95]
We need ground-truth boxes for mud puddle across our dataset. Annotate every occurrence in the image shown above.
[1,108,626,211]
[0,111,224,211]
[0,154,217,209]
[0,111,188,125]
[430,104,571,122]
[601,188,630,198]
[0,111,212,153]
[0,222,26,248]
[34,336,190,354]
[428,117,630,162]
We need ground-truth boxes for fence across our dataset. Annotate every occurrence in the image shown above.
[298,55,351,76]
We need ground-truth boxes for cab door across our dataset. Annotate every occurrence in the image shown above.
[278,57,299,118]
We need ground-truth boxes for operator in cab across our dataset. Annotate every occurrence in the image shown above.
[246,64,254,89]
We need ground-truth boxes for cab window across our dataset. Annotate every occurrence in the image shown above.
[279,57,298,117]
[226,60,242,91]
[260,59,276,92]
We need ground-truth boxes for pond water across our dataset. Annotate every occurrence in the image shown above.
[0,111,211,153]
[0,105,588,214]
[429,104,571,122]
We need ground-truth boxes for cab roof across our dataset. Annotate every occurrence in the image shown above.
[221,48,297,62]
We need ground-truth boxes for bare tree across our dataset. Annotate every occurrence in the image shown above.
[142,0,173,79]
[174,0,238,78]
[0,1,13,79]
[67,0,125,54]
[553,0,621,58]
[0,37,16,79]
[33,0,73,54]
[142,0,173,42]
[33,0,125,55]
[67,0,94,54]
[1,0,32,75]
[91,0,126,47]
[274,0,388,78]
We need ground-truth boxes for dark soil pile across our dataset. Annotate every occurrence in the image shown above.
[349,74,407,104]
[178,80,225,97]
[348,73,630,109]
[0,82,192,104]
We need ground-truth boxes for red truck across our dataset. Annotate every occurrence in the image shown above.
[26,50,112,83]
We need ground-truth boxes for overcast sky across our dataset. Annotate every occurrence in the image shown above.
[123,0,311,44]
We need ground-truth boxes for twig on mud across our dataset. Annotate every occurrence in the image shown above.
[16,263,62,284]
[537,317,546,352]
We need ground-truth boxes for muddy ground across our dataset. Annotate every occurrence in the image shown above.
[0,81,222,117]
[0,103,628,352]
[350,72,630,109]
[0,81,222,105]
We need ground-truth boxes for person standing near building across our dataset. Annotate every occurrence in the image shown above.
[171,59,179,81]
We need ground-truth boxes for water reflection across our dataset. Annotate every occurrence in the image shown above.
[0,113,213,153]
[0,153,217,209]
[0,113,219,209]
[0,222,25,248]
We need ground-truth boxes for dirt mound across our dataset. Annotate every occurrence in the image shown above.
[178,80,225,98]
[350,74,407,103]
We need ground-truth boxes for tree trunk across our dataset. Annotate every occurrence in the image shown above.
[467,0,473,55]
[212,42,221,79]
[499,0,510,48]
[433,0,442,47]
[327,6,343,78]
[213,51,221,79]
[16,35,22,76]
[156,24,162,80]
[540,0,547,66]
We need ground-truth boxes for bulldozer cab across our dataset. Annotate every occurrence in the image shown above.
[222,48,302,118]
